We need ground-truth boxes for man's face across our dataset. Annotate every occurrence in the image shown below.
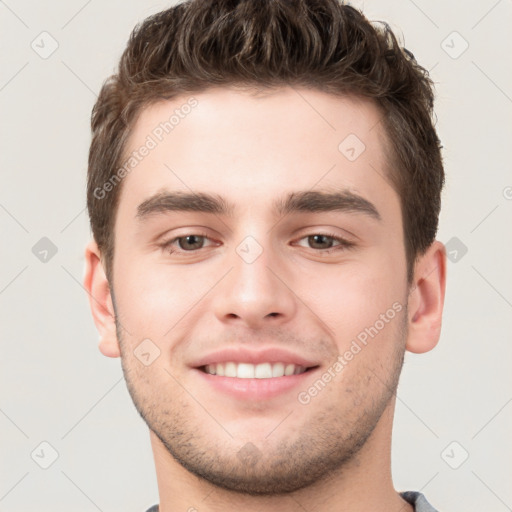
[110,87,410,493]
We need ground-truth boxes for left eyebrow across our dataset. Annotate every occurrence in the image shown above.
[135,189,381,222]
[275,190,381,221]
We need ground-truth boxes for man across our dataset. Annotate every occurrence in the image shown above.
[83,1,446,511]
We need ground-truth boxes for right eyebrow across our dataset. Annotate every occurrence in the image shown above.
[136,191,235,220]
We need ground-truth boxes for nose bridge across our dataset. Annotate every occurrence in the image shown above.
[234,237,274,298]
[213,232,297,327]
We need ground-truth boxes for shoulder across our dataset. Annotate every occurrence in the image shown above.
[401,491,440,512]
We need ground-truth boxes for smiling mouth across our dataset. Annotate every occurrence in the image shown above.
[199,362,319,379]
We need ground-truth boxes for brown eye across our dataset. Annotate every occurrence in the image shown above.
[177,235,206,251]
[294,232,355,253]
[307,234,336,250]
[160,232,214,255]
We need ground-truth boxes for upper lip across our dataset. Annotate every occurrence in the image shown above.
[191,347,320,368]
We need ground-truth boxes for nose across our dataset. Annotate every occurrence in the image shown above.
[213,241,298,329]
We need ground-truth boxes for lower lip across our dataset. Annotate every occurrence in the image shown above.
[194,368,317,400]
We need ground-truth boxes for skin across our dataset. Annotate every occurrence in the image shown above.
[84,86,446,512]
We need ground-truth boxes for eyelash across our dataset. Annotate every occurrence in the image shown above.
[159,232,355,255]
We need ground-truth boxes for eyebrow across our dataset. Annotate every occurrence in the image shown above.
[136,189,381,222]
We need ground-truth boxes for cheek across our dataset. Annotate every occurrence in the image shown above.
[114,259,216,340]
[303,260,405,349]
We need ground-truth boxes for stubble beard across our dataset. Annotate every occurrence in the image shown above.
[115,307,407,496]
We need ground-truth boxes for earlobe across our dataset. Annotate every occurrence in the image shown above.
[83,240,121,358]
[98,336,121,358]
[406,241,447,354]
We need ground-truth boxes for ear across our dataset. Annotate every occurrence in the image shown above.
[83,240,121,358]
[406,240,447,354]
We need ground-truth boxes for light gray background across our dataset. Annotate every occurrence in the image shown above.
[1,1,511,511]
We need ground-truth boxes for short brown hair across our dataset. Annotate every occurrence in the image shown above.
[87,0,444,285]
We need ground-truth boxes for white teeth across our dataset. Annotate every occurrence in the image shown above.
[237,363,255,378]
[272,362,285,377]
[224,361,237,377]
[203,362,308,378]
[255,363,272,379]
[284,364,295,376]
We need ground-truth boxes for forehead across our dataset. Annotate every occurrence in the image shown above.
[116,86,397,225]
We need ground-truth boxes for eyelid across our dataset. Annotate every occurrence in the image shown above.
[159,230,356,256]
[159,232,216,253]
[293,232,356,252]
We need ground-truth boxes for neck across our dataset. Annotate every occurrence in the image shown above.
[150,398,413,512]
